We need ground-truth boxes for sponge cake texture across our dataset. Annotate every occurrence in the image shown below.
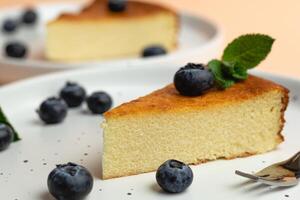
[102,75,289,179]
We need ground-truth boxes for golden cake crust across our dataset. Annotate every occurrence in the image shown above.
[52,0,177,22]
[105,75,289,118]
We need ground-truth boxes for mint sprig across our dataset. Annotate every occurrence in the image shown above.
[208,60,235,89]
[0,107,21,142]
[208,34,275,89]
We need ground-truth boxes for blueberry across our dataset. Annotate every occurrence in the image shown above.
[37,97,68,124]
[174,63,214,96]
[86,92,112,114]
[142,45,167,57]
[60,82,86,108]
[2,19,18,33]
[156,159,193,193]
[5,42,27,58]
[48,162,93,200]
[108,0,127,12]
[21,9,38,25]
[0,123,14,151]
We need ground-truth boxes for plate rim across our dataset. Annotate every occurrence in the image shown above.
[1,62,300,94]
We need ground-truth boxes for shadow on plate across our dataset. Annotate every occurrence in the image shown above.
[230,180,294,197]
[39,191,55,200]
[149,182,189,196]
[91,160,103,180]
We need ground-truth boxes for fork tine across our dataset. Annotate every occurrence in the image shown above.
[257,177,299,187]
[235,170,259,181]
[235,170,299,187]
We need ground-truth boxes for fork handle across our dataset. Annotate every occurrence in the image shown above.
[282,151,300,176]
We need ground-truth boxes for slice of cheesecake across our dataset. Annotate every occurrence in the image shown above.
[46,0,178,62]
[102,75,289,179]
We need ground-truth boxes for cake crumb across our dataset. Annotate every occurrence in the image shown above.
[285,194,289,197]
[127,192,132,196]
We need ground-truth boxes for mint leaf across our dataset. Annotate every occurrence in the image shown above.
[223,61,248,80]
[208,59,235,89]
[222,34,274,69]
[207,33,274,89]
[0,107,21,142]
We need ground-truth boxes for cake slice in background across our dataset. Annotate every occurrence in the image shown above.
[46,0,178,62]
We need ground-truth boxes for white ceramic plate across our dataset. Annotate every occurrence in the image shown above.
[0,64,299,200]
[0,2,223,83]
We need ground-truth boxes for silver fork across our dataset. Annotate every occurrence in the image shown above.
[235,151,300,187]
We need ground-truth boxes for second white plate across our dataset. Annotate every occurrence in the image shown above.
[0,2,222,83]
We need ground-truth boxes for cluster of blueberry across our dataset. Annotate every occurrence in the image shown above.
[37,82,112,124]
[2,8,38,58]
[0,82,112,151]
